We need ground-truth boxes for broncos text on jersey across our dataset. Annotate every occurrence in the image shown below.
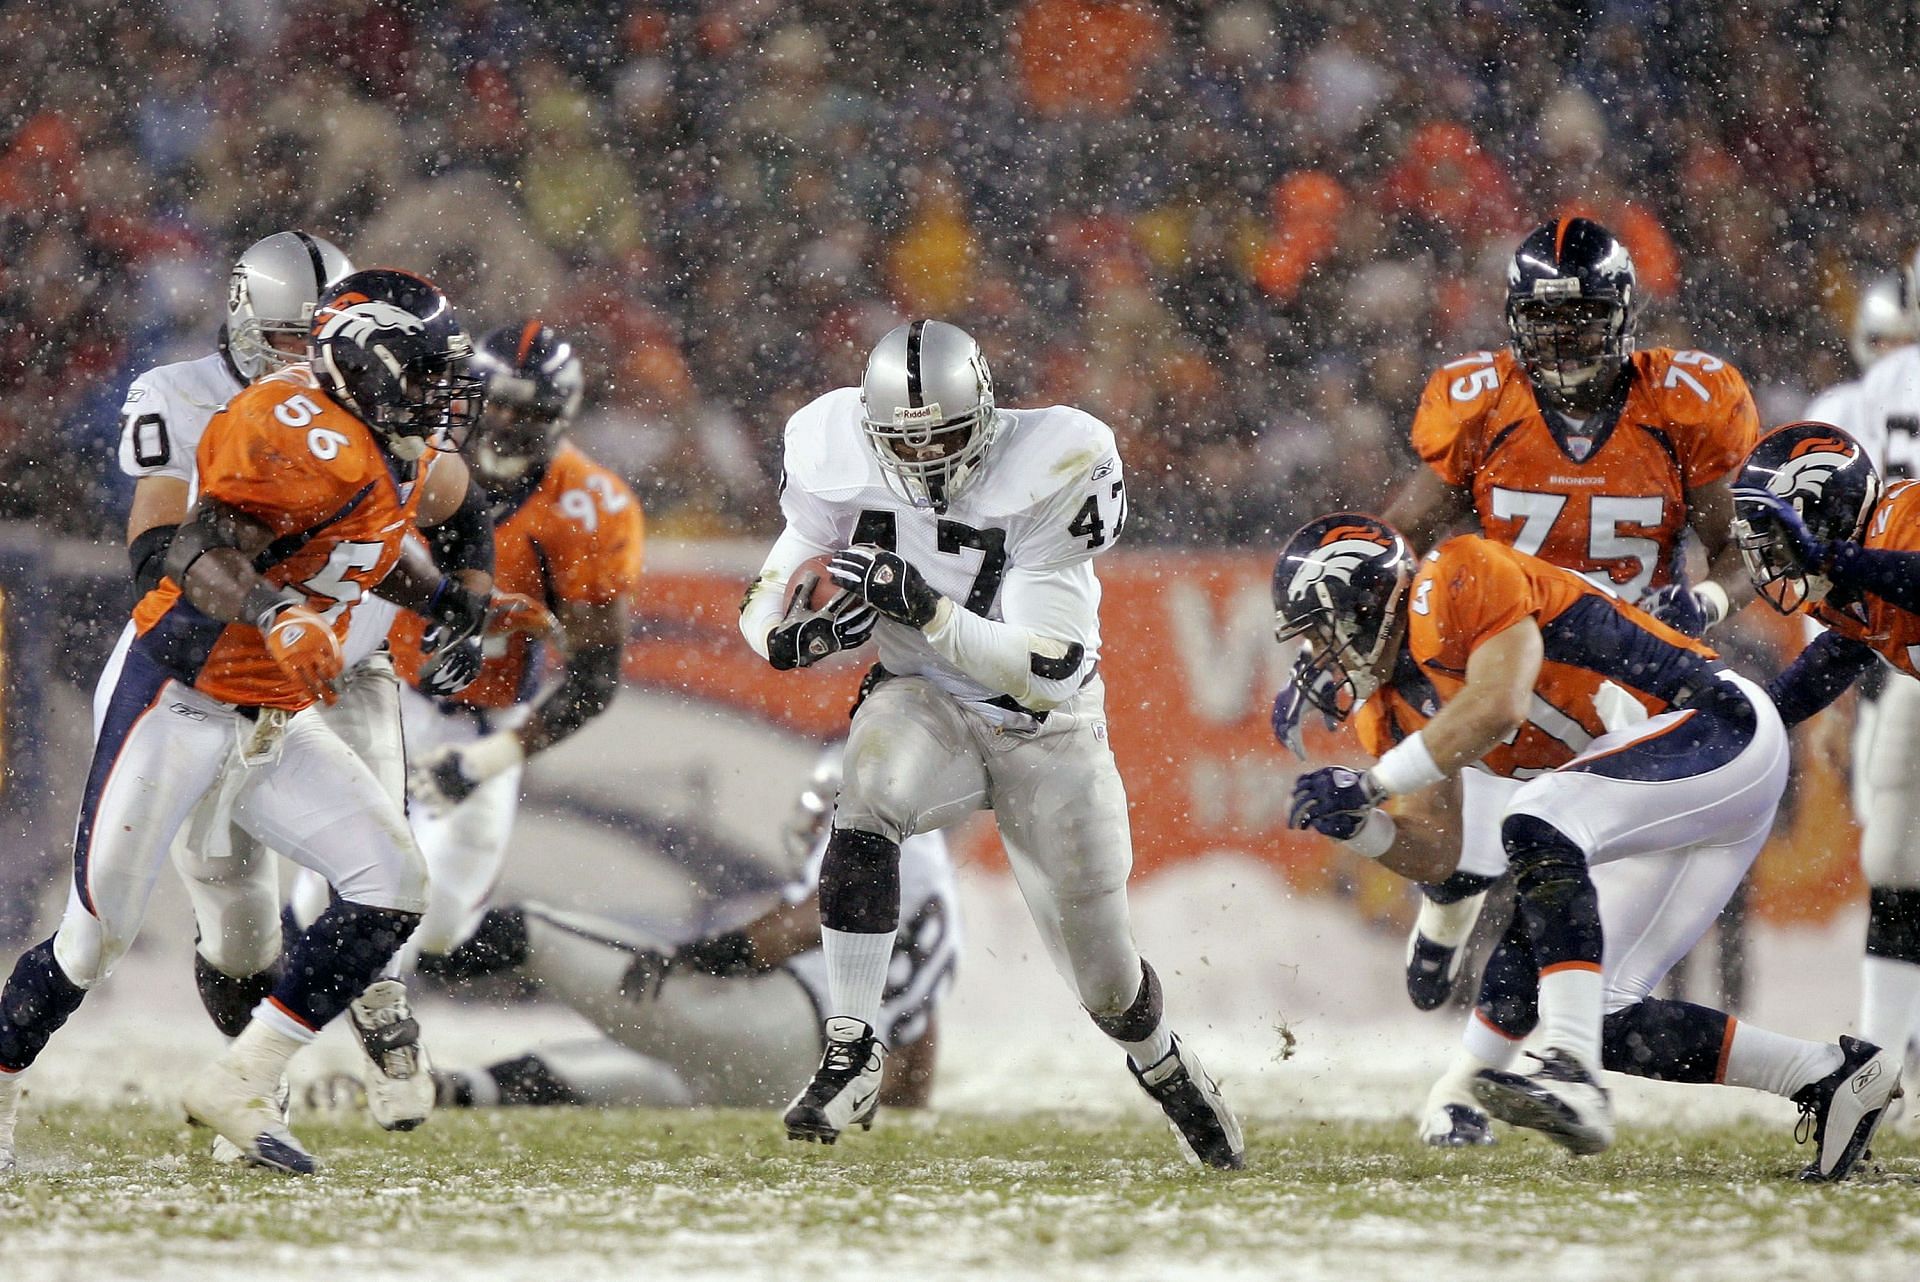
[1413,347,1758,601]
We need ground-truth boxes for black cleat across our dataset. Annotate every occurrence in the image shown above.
[1405,932,1465,1011]
[1473,1048,1614,1156]
[1131,1036,1246,1170]
[1793,1035,1902,1183]
[784,1017,884,1144]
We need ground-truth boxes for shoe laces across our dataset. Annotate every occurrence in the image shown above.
[1795,1096,1818,1146]
[822,1037,864,1076]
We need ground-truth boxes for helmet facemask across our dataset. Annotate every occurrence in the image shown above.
[226,275,314,381]
[1509,295,1631,411]
[1273,571,1409,719]
[861,398,999,511]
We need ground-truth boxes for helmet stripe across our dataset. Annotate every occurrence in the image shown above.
[905,318,926,409]
[516,319,542,367]
[1554,216,1571,262]
[291,230,328,293]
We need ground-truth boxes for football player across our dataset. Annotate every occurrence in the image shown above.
[1803,274,1917,428]
[116,232,491,1140]
[424,745,958,1112]
[1733,420,1920,1084]
[1817,259,1920,1069]
[738,320,1243,1169]
[1279,515,1899,1179]
[345,322,638,984]
[1280,218,1758,1140]
[0,270,499,1175]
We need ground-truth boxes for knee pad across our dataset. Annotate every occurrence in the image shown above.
[818,828,901,934]
[1501,814,1589,899]
[1089,959,1161,1032]
[1421,868,1502,906]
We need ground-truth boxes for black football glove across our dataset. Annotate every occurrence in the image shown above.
[766,586,879,671]
[417,634,484,697]
[829,545,941,628]
[423,577,490,651]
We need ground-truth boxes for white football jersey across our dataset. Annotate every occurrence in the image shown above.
[1803,379,1859,438]
[784,827,960,1049]
[115,349,398,667]
[769,387,1127,712]
[1838,344,1920,480]
[117,351,245,494]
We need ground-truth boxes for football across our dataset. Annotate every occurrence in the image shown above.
[782,553,844,614]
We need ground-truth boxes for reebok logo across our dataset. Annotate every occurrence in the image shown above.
[168,702,208,721]
[1852,1061,1883,1094]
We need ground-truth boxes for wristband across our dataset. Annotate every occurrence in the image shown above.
[1339,809,1397,860]
[246,583,304,631]
[1366,730,1445,798]
[1694,581,1730,628]
[463,731,527,782]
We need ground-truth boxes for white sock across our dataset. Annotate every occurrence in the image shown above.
[1118,1020,1175,1070]
[1859,955,1920,1054]
[1720,1019,1845,1098]
[1537,965,1604,1073]
[1461,1010,1525,1073]
[821,927,895,1029]
[1416,891,1489,950]
[227,1014,309,1087]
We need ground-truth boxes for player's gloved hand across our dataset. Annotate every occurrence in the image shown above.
[417,634,484,697]
[423,576,490,653]
[1733,487,1830,573]
[409,732,525,815]
[1287,766,1385,839]
[1272,649,1342,760]
[829,545,941,629]
[263,604,344,706]
[619,948,674,1002]
[486,591,558,641]
[766,591,878,671]
[1641,582,1725,638]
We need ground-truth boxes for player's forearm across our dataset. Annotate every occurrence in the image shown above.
[514,643,622,757]
[164,502,290,624]
[741,526,835,660]
[422,479,495,580]
[1825,542,1920,616]
[378,536,490,614]
[921,600,1084,711]
[1766,631,1877,728]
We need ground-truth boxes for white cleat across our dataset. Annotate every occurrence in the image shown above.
[1794,1036,1903,1182]
[1420,1067,1497,1148]
[784,1016,884,1144]
[211,1076,291,1166]
[349,979,434,1132]
[0,1071,20,1174]
[1473,1048,1614,1156]
[1130,1036,1246,1170]
[183,1059,319,1175]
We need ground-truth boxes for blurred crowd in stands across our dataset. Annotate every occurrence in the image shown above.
[0,0,1910,544]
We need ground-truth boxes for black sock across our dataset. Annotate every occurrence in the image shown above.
[269,901,419,1032]
[1602,998,1730,1083]
[1501,814,1603,971]
[0,938,87,1072]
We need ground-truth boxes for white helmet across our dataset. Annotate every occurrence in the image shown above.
[224,230,354,381]
[1856,273,1918,371]
[860,319,999,511]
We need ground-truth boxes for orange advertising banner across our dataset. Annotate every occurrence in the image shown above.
[627,545,1862,924]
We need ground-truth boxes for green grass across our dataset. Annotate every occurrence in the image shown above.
[4,1106,1918,1281]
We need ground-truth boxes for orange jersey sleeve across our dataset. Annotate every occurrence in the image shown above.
[1814,480,1920,677]
[1630,348,1759,489]
[1410,349,1518,486]
[1406,537,1534,675]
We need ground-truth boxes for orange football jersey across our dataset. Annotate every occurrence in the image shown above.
[1812,479,1920,678]
[1356,536,1720,778]
[131,367,443,710]
[1411,347,1758,600]
[391,442,643,708]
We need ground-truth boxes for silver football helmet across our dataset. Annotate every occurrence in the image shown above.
[860,319,1000,511]
[1853,274,1917,371]
[225,230,354,381]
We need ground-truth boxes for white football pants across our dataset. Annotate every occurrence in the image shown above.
[834,673,1143,1017]
[59,635,426,990]
[1853,670,1920,888]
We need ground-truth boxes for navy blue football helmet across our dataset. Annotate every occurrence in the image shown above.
[1507,217,1637,411]
[1273,513,1417,719]
[466,320,586,484]
[310,269,480,461]
[1733,422,1882,613]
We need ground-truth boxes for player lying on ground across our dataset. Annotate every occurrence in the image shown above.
[1733,420,1920,1077]
[1277,514,1899,1179]
[0,270,515,1175]
[1356,217,1757,1017]
[288,321,632,1124]
[739,319,1242,1168]
[420,745,957,1111]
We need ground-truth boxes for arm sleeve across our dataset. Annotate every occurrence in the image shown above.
[1677,358,1760,488]
[920,560,1098,712]
[1409,365,1483,486]
[1825,542,1920,616]
[1765,630,1878,728]
[739,524,838,660]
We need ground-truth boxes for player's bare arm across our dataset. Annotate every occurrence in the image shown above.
[509,592,629,758]
[1687,475,1751,616]
[1411,621,1543,776]
[126,475,192,592]
[1382,466,1472,552]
